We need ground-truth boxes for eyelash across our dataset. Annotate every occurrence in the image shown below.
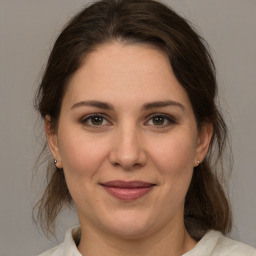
[146,113,177,127]
[80,114,111,128]
[80,113,177,128]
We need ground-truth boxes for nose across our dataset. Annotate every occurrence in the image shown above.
[109,126,147,170]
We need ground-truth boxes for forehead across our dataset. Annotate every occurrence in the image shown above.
[79,42,170,83]
[62,42,191,109]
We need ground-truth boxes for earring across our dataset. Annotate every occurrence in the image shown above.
[54,159,57,164]
[197,160,200,165]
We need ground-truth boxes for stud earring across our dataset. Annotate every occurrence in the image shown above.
[197,160,201,165]
[54,159,57,164]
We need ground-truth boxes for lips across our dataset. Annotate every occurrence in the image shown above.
[100,180,155,201]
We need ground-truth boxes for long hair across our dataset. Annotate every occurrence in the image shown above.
[34,0,232,239]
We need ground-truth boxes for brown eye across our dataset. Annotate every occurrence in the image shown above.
[90,116,104,125]
[152,116,165,125]
[81,114,110,127]
[146,114,176,127]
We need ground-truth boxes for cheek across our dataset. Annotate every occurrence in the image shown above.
[155,136,196,209]
[149,131,197,196]
[152,134,197,171]
[57,128,112,208]
[57,127,111,177]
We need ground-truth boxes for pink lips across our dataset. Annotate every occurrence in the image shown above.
[101,180,155,201]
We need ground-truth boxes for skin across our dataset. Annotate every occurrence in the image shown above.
[46,42,212,256]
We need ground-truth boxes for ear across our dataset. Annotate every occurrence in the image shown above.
[45,115,63,168]
[194,122,213,167]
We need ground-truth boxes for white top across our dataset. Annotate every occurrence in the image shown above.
[38,226,256,256]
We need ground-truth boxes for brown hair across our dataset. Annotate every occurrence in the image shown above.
[34,0,232,239]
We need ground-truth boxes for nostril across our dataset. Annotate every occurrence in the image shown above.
[113,162,120,167]
[108,136,147,170]
[111,160,145,170]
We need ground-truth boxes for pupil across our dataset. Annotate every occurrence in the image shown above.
[92,116,103,125]
[153,116,164,125]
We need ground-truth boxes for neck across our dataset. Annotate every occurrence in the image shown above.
[77,220,197,256]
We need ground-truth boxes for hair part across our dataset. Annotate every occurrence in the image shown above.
[34,0,232,239]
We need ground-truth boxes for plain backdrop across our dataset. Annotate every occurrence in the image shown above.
[0,1,255,255]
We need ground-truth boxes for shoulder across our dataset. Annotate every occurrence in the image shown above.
[38,243,64,256]
[37,226,81,256]
[184,230,256,256]
[213,232,256,256]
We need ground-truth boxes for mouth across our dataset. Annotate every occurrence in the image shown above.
[100,180,156,201]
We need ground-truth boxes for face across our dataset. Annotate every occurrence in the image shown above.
[46,42,212,239]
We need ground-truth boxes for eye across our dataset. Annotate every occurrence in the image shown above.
[146,114,176,127]
[81,114,110,127]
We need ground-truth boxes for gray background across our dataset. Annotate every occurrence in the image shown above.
[0,1,255,255]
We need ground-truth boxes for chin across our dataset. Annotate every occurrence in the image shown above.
[99,210,156,239]
[106,224,152,239]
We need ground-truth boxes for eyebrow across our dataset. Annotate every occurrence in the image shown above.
[71,100,114,110]
[141,100,185,111]
[71,100,184,111]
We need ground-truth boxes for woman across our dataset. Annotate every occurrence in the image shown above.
[34,0,256,255]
